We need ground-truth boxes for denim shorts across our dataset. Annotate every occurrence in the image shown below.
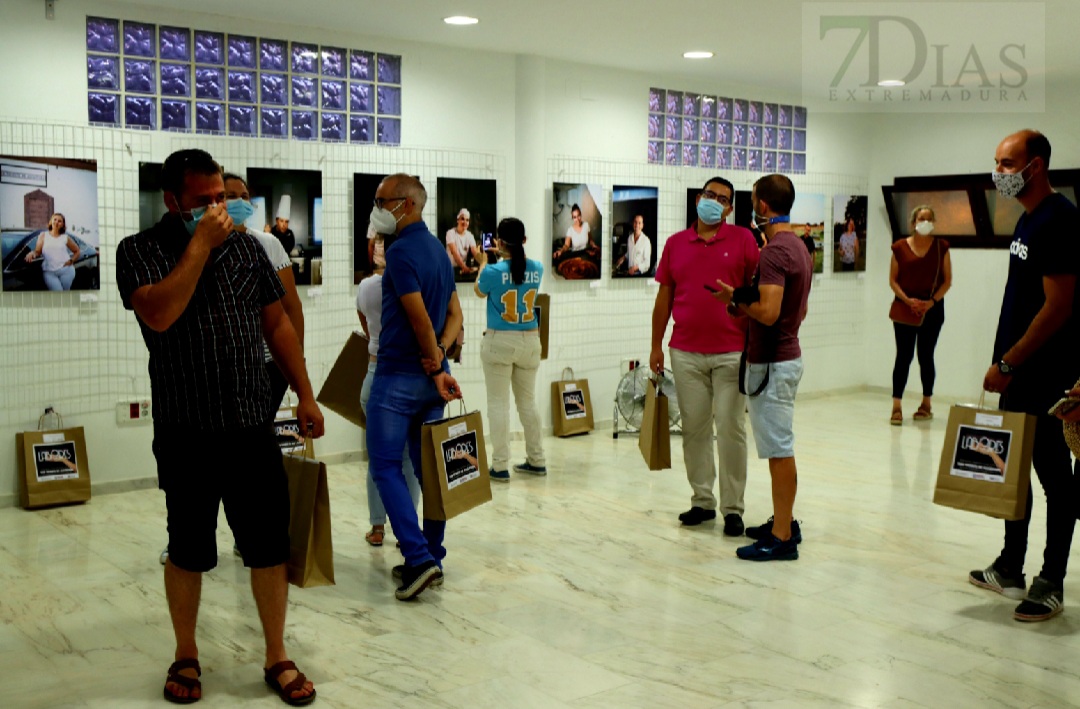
[745,358,803,459]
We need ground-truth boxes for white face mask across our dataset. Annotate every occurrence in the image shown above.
[914,220,935,236]
[992,160,1034,199]
[369,200,405,235]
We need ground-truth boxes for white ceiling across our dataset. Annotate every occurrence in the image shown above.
[108,0,1076,95]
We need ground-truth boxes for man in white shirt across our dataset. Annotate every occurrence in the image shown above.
[445,208,480,277]
[616,215,653,276]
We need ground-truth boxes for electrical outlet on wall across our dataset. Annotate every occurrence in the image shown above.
[116,399,152,426]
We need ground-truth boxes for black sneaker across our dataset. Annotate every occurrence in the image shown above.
[393,561,443,600]
[723,514,745,537]
[745,517,802,544]
[513,462,547,476]
[736,535,799,561]
[968,562,1026,600]
[678,507,717,526]
[1014,576,1064,622]
[392,563,443,587]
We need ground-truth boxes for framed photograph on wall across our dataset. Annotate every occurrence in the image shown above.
[0,156,100,292]
[834,194,868,273]
[247,167,323,285]
[437,177,497,284]
[552,182,603,280]
[611,185,658,278]
[353,172,388,283]
[790,193,826,274]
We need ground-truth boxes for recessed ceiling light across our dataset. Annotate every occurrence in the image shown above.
[444,16,479,25]
[683,51,714,59]
[878,79,905,87]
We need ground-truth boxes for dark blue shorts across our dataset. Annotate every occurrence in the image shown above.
[152,424,290,572]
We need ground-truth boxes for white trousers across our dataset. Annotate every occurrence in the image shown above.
[480,330,546,471]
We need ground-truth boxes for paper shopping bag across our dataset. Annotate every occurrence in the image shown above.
[420,406,492,521]
[317,331,370,428]
[283,447,335,588]
[638,376,671,470]
[17,409,91,509]
[534,293,550,360]
[551,367,594,437]
[933,401,1035,520]
[273,405,315,456]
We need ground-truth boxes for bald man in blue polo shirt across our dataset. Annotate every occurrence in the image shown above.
[366,173,463,600]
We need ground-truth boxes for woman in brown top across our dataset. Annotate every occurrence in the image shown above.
[888,205,952,424]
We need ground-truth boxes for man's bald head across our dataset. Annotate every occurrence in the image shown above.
[382,173,428,213]
[999,129,1051,169]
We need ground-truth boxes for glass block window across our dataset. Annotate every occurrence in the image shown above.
[87,17,402,144]
[647,86,806,172]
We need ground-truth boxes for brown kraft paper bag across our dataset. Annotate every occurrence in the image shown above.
[638,376,672,471]
[283,445,335,588]
[933,398,1035,521]
[317,330,370,428]
[420,405,492,521]
[17,409,91,509]
[551,367,594,437]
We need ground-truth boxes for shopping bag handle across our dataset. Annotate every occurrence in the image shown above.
[38,407,62,431]
[562,366,575,380]
[442,397,468,418]
[978,390,987,410]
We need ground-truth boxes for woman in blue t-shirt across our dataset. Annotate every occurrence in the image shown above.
[474,218,547,482]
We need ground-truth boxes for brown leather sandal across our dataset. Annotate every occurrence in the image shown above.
[164,658,202,704]
[264,660,316,706]
[913,404,933,421]
[890,408,903,426]
[365,526,384,547]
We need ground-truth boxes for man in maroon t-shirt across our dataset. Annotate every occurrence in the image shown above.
[713,174,811,561]
[651,177,760,535]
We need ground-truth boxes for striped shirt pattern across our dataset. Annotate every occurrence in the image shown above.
[116,215,286,431]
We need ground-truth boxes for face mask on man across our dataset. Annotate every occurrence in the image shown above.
[696,198,725,225]
[914,220,935,236]
[226,198,256,226]
[369,199,406,235]
[181,205,208,236]
[992,159,1034,199]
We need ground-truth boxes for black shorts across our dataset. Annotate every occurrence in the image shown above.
[153,424,290,572]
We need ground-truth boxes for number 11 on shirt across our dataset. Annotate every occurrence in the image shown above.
[500,288,538,324]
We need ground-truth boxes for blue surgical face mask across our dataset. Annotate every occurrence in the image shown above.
[696,198,725,225]
[182,205,208,236]
[226,198,256,226]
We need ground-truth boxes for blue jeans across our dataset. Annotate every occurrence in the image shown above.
[360,361,421,526]
[366,371,447,567]
[43,265,76,291]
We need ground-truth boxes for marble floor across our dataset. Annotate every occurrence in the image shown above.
[2,391,1078,708]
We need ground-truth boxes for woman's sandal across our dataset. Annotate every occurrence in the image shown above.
[365,527,384,547]
[164,658,202,704]
[264,660,316,706]
[890,408,903,426]
[914,404,933,421]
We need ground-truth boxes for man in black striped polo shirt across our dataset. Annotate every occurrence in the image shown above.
[117,149,321,705]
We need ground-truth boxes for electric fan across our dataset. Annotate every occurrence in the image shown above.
[612,367,680,439]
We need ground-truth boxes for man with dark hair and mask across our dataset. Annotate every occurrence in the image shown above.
[366,173,464,601]
[970,129,1080,622]
[116,148,321,704]
[713,173,812,563]
[650,177,759,536]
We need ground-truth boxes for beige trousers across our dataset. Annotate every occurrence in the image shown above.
[669,348,747,515]
[480,330,546,471]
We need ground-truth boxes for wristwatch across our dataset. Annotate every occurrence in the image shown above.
[996,360,1015,375]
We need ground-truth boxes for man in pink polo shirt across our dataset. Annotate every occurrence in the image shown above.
[650,177,760,535]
